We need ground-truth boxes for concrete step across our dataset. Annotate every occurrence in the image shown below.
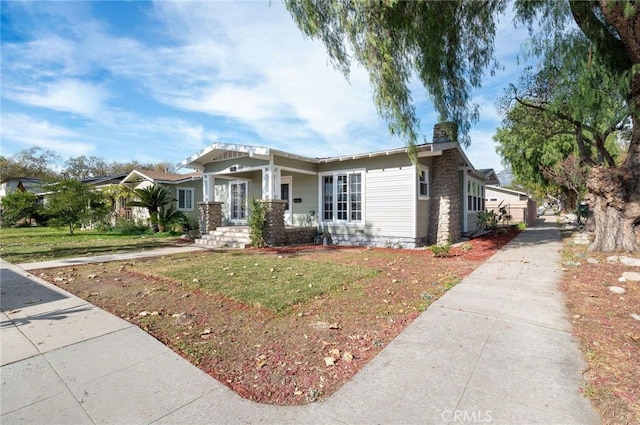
[195,239,250,249]
[196,226,252,248]
[199,234,251,243]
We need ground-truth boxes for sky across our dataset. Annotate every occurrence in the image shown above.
[1,1,536,173]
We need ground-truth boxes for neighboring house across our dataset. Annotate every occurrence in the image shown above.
[485,185,538,226]
[180,122,495,248]
[81,173,129,221]
[120,169,203,223]
[0,177,45,200]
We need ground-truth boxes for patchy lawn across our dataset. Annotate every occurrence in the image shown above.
[36,229,519,406]
[560,229,640,425]
[0,227,185,263]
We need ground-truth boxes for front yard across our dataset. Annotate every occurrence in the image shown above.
[33,230,519,405]
[0,227,183,264]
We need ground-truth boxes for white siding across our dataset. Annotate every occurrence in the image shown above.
[365,167,414,238]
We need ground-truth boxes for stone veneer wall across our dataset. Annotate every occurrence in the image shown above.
[264,200,287,246]
[285,227,317,245]
[198,202,223,235]
[428,150,462,245]
[330,233,421,249]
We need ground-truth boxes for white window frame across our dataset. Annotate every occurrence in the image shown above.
[417,165,430,200]
[319,169,365,225]
[466,177,485,212]
[176,187,195,211]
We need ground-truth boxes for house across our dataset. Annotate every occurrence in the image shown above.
[0,177,45,200]
[180,122,495,248]
[485,185,538,226]
[120,169,203,223]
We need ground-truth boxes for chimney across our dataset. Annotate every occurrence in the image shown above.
[433,121,458,144]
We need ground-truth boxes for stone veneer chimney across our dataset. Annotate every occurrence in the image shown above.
[428,122,462,245]
[432,121,458,143]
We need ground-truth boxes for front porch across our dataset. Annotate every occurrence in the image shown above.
[198,202,316,248]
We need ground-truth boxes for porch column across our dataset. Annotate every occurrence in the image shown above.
[199,201,223,235]
[203,174,215,202]
[264,200,287,246]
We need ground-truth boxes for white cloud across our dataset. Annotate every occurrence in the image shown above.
[0,114,95,156]
[5,79,111,116]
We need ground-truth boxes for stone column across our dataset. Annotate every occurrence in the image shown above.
[263,200,287,246]
[428,150,462,245]
[199,202,223,235]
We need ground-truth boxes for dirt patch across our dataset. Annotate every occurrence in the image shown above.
[560,231,640,424]
[37,228,519,406]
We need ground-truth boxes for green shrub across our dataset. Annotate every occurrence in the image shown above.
[517,221,527,230]
[429,243,452,257]
[248,198,268,247]
[113,218,151,235]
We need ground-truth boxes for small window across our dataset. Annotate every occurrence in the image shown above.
[418,166,429,199]
[177,188,195,211]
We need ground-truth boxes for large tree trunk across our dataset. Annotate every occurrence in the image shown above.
[585,2,640,252]
[586,164,640,252]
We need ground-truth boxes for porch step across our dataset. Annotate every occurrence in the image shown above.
[196,226,252,249]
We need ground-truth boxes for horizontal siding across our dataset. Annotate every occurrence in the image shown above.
[365,168,414,237]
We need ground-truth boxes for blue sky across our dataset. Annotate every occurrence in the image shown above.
[1,1,535,173]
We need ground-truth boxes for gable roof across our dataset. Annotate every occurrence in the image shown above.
[485,185,531,199]
[81,173,128,186]
[477,169,500,186]
[122,169,202,185]
[179,141,473,170]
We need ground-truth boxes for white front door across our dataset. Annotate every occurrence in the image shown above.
[280,176,292,225]
[229,181,247,223]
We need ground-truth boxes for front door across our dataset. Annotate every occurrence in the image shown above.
[280,176,292,225]
[229,181,247,223]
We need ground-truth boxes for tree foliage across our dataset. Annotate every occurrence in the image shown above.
[0,147,60,179]
[44,180,109,235]
[0,190,40,227]
[285,0,507,149]
[63,156,177,179]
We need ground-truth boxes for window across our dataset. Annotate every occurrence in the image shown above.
[177,188,194,211]
[418,166,429,198]
[466,179,485,212]
[321,171,363,223]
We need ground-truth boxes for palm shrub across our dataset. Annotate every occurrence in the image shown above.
[126,184,175,233]
[157,204,187,233]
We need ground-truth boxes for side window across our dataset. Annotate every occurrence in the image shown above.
[418,166,429,199]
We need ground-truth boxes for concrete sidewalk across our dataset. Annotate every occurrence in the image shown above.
[1,216,600,425]
[17,245,206,271]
